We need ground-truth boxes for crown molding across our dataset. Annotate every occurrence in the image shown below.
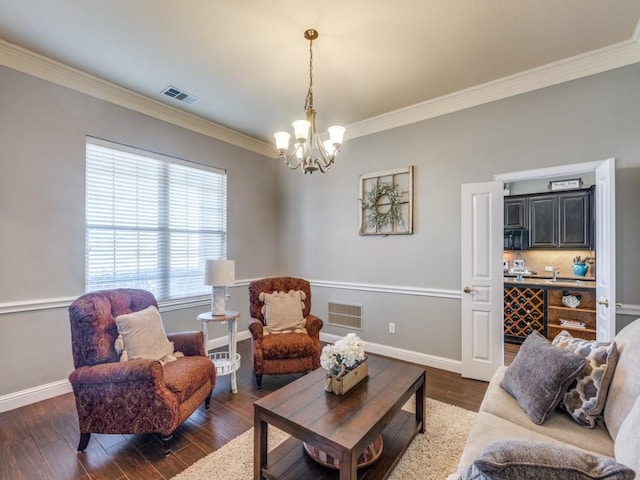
[346,39,640,140]
[2,36,639,148]
[0,39,274,157]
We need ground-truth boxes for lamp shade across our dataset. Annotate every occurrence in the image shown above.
[204,260,235,286]
[274,131,291,151]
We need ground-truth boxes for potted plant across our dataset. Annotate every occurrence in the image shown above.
[572,256,593,277]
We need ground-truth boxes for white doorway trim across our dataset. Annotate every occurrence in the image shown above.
[495,160,607,183]
[495,157,616,342]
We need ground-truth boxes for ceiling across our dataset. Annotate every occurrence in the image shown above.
[1,1,639,150]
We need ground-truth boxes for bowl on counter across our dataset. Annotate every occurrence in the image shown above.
[561,291,581,308]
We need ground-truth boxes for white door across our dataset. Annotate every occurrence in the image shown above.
[461,181,504,381]
[595,158,616,341]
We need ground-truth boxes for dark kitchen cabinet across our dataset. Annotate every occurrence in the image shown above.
[504,196,528,229]
[558,190,592,248]
[529,194,557,247]
[529,189,592,249]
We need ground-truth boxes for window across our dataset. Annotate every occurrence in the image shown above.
[85,138,227,301]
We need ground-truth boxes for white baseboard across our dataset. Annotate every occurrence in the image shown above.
[320,332,462,374]
[0,330,253,413]
[0,379,73,413]
[0,329,460,413]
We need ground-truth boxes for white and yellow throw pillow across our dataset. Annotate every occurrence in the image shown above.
[259,290,307,334]
[114,305,179,364]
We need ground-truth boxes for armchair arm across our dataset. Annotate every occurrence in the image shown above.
[168,331,205,357]
[68,359,180,436]
[305,314,323,339]
[69,358,163,385]
[248,317,264,341]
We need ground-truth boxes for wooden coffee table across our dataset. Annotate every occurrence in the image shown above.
[254,356,426,480]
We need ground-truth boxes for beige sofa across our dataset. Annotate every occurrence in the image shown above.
[449,318,640,479]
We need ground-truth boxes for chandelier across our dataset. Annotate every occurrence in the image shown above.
[274,29,345,174]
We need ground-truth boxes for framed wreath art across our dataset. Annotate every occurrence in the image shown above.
[359,166,413,235]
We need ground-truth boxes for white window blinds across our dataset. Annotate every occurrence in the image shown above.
[85,139,227,301]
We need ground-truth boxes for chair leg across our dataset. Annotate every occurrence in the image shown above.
[255,374,262,389]
[77,432,91,452]
[205,391,212,410]
[161,433,173,457]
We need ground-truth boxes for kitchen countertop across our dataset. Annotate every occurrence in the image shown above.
[503,275,596,289]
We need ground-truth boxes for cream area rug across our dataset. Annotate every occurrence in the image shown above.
[171,398,475,480]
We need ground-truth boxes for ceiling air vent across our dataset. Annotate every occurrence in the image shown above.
[161,86,200,105]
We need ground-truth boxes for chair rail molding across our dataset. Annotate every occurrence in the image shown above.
[0,296,77,315]
[310,279,461,299]
[2,281,638,317]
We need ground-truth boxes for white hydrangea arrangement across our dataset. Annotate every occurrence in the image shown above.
[320,333,365,376]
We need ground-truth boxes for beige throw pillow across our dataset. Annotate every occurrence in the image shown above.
[259,290,306,333]
[115,305,176,363]
[552,330,619,428]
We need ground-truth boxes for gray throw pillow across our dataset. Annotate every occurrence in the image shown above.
[501,331,586,424]
[462,440,635,480]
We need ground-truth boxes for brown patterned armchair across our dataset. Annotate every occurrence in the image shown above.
[248,277,323,388]
[68,289,216,456]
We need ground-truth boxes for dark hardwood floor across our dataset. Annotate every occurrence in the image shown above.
[0,339,500,480]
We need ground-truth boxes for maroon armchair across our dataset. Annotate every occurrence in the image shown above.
[248,277,323,388]
[68,289,216,456]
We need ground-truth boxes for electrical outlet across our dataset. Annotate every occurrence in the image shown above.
[544,266,554,272]
[389,322,395,334]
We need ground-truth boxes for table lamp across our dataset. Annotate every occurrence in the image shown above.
[204,259,235,315]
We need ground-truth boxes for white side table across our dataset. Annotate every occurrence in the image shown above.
[197,310,241,394]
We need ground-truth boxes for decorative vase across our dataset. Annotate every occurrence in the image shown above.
[572,263,588,277]
[324,357,368,395]
[562,291,582,308]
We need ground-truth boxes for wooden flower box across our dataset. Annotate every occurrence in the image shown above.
[324,358,368,395]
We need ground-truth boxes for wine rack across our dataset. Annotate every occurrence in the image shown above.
[504,286,545,343]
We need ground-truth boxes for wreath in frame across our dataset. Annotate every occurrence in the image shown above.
[361,182,406,230]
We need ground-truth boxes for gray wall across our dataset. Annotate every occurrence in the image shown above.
[277,64,640,360]
[0,66,279,396]
[1,62,639,400]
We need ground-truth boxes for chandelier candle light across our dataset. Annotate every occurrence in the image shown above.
[274,29,345,174]
[204,259,235,316]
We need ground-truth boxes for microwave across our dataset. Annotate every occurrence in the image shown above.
[504,229,528,251]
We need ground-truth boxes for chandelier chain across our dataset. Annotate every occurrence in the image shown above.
[305,36,314,111]
[273,28,344,174]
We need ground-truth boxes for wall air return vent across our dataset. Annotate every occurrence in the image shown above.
[328,302,363,330]
[161,86,200,105]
